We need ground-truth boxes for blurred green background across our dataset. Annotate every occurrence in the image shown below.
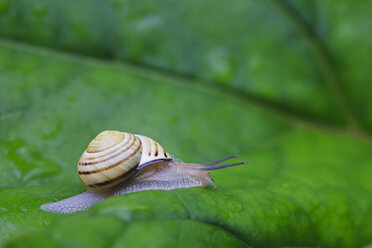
[0,0,372,247]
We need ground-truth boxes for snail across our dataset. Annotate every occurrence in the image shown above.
[40,130,247,214]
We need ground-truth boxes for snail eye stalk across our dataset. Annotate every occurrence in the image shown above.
[203,155,238,166]
[197,161,248,171]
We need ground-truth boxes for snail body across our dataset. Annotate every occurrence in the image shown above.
[41,130,246,214]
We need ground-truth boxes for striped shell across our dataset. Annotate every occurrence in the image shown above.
[78,130,171,192]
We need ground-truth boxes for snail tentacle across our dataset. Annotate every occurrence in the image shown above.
[203,155,239,166]
[197,161,248,171]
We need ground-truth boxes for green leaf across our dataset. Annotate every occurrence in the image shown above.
[2,0,372,126]
[0,0,372,247]
[6,216,248,248]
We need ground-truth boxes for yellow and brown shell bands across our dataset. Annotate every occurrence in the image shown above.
[77,130,171,192]
[135,134,171,169]
[78,131,142,192]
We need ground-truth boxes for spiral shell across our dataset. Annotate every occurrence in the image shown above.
[78,130,171,192]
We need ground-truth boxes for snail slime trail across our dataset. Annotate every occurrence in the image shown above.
[40,130,247,214]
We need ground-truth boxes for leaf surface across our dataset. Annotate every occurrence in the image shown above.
[0,1,372,247]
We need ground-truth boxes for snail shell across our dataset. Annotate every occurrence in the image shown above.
[78,130,171,192]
